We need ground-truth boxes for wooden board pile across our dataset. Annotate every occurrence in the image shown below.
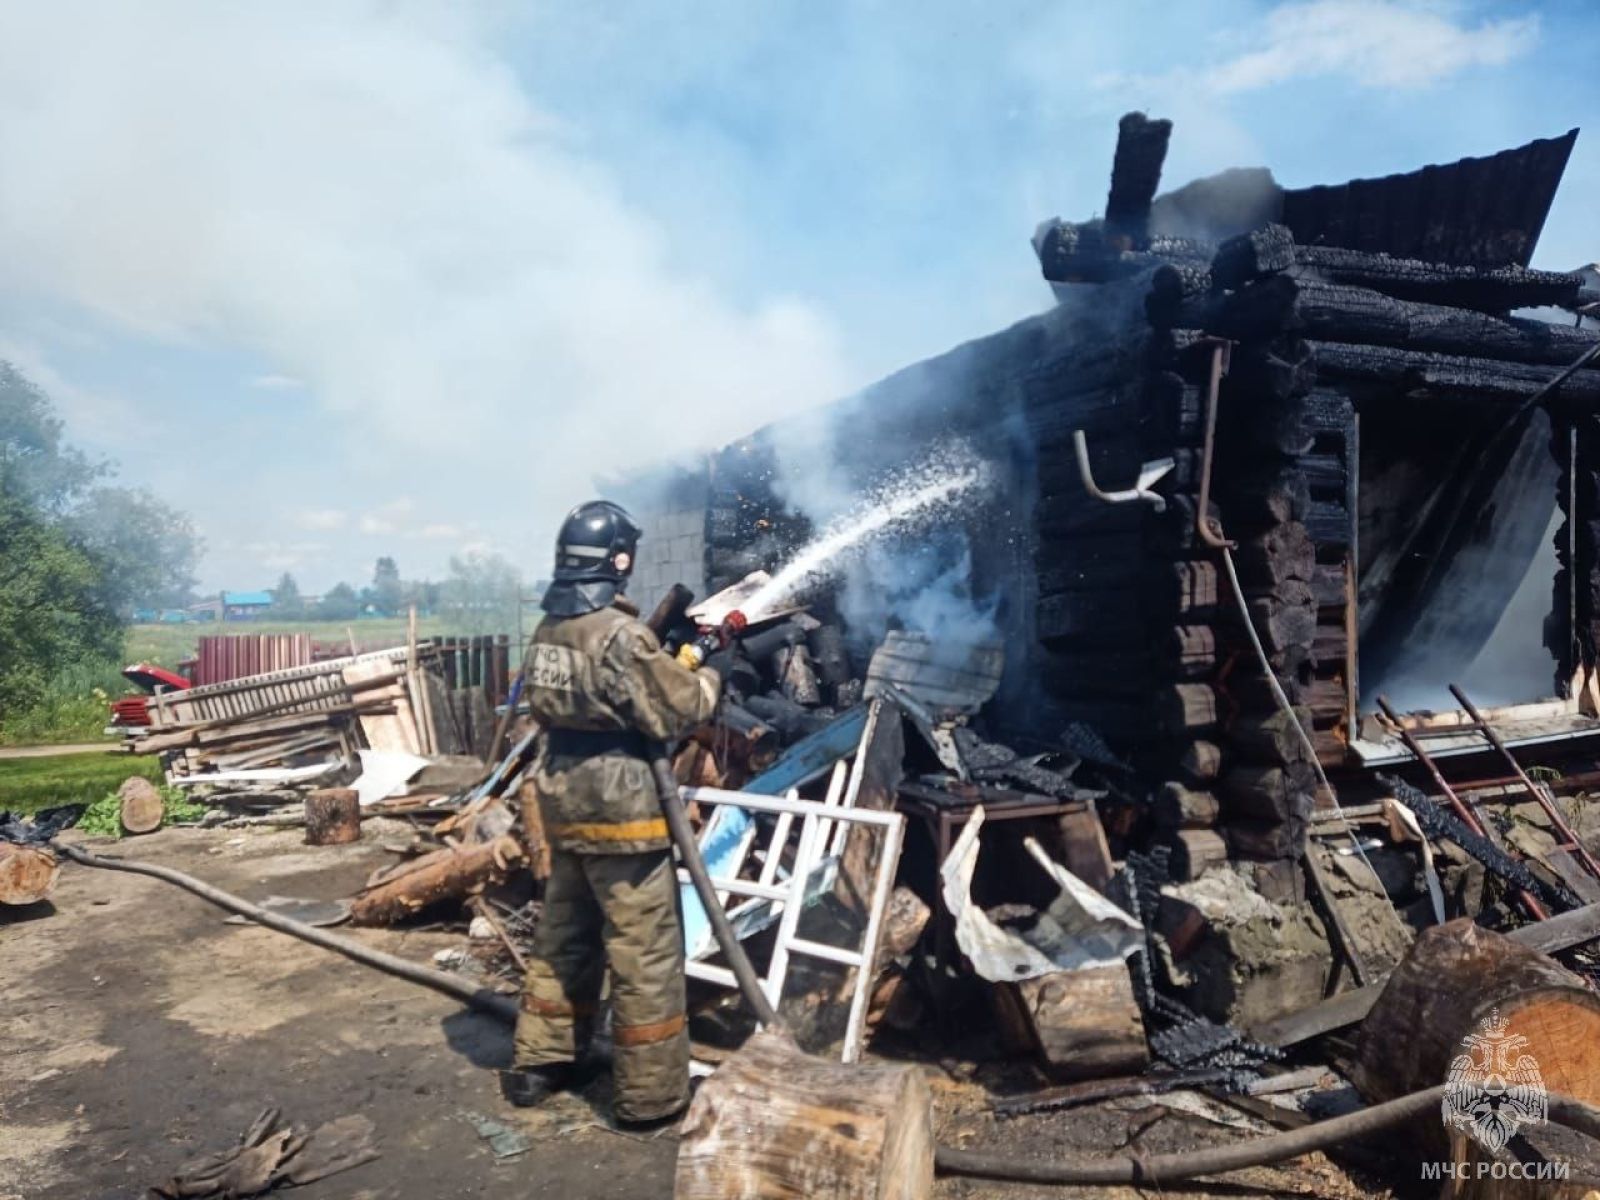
[132,645,469,791]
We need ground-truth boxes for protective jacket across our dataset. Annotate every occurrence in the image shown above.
[524,600,719,853]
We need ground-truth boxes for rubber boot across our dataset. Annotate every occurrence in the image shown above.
[499,1064,575,1108]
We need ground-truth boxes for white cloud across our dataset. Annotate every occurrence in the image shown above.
[418,522,465,539]
[0,2,855,555]
[294,508,347,531]
[1101,1,1538,96]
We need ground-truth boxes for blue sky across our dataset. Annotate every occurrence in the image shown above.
[0,1,1593,593]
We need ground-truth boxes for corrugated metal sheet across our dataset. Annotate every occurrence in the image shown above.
[1281,129,1578,268]
[195,634,315,686]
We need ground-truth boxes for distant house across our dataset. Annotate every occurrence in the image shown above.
[220,590,274,621]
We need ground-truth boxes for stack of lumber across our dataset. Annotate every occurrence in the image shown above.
[138,646,460,784]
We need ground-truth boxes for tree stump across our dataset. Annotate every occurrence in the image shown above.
[0,844,60,906]
[1357,920,1600,1166]
[118,776,165,835]
[304,788,362,846]
[675,1030,933,1200]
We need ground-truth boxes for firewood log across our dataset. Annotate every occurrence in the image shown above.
[1356,920,1600,1174]
[675,1029,933,1200]
[118,776,165,835]
[1013,965,1148,1080]
[348,835,525,925]
[0,844,59,906]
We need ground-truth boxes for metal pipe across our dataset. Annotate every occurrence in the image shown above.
[1448,683,1600,881]
[1071,430,1174,512]
[1376,694,1548,920]
[1195,337,1235,550]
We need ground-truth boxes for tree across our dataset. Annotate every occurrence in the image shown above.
[0,362,103,512]
[372,556,402,616]
[70,486,202,614]
[270,572,304,619]
[0,488,122,721]
[440,552,524,635]
[316,582,362,622]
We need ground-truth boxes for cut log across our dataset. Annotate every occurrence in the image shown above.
[1178,739,1223,784]
[1220,762,1317,823]
[1224,818,1307,862]
[1310,339,1600,407]
[1232,523,1315,588]
[1356,920,1600,1165]
[1358,919,1600,1101]
[1153,781,1220,829]
[0,843,60,906]
[118,776,165,835]
[1218,466,1309,528]
[1104,112,1172,246]
[1214,274,1596,368]
[1169,560,1219,616]
[1210,224,1296,287]
[304,788,361,847]
[1167,625,1217,677]
[348,835,526,925]
[675,1029,933,1200]
[1014,965,1148,1081]
[1243,588,1318,657]
[516,779,551,881]
[1159,683,1219,733]
[1294,246,1584,312]
[1169,828,1228,881]
[1228,708,1314,766]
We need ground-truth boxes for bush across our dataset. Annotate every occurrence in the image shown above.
[0,660,128,746]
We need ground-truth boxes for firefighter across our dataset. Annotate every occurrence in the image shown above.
[500,500,720,1128]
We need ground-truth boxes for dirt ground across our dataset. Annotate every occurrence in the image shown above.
[1,824,1392,1200]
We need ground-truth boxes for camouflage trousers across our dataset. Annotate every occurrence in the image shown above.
[513,848,689,1122]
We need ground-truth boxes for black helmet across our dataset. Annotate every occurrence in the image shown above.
[551,500,641,584]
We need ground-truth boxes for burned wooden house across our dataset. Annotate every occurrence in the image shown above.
[621,115,1599,914]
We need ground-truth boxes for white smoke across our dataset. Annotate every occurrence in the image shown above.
[0,2,853,583]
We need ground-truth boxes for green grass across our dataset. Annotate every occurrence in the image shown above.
[0,751,162,815]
